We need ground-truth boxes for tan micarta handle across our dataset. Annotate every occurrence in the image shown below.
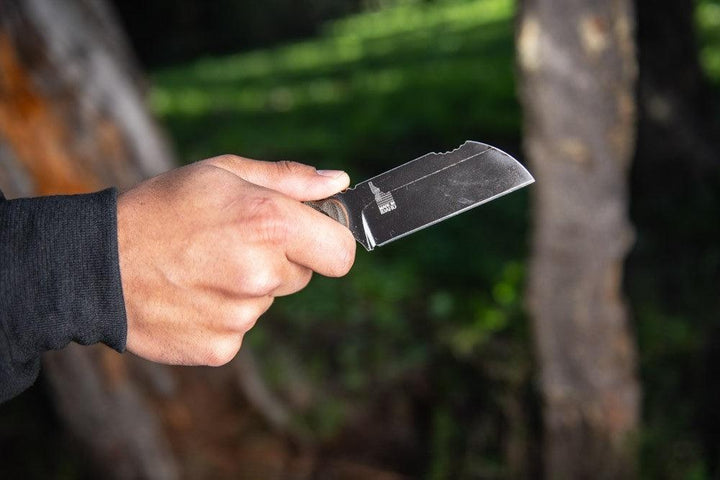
[305,198,350,229]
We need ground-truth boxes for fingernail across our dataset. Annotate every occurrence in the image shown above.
[316,169,346,179]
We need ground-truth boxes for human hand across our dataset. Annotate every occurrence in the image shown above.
[116,156,355,366]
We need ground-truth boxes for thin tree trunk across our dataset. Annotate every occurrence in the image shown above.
[517,0,641,478]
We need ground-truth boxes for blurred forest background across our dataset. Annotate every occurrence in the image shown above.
[0,0,719,478]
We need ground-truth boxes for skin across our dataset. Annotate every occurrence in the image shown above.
[116,155,356,367]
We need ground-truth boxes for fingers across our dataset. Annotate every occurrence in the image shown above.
[172,296,275,367]
[232,249,313,297]
[284,203,357,277]
[205,155,356,275]
[229,183,356,279]
[273,262,313,297]
[222,295,274,334]
[228,239,313,297]
[206,155,350,201]
[122,155,354,369]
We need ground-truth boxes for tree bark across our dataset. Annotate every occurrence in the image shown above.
[0,0,180,478]
[517,0,641,478]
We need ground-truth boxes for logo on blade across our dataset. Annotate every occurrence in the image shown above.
[369,182,396,214]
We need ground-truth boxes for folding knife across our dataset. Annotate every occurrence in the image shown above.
[307,141,534,251]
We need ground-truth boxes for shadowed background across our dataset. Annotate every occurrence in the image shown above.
[0,0,718,478]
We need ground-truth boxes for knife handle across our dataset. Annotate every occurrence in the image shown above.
[305,198,350,229]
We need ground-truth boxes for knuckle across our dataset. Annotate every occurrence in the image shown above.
[218,153,243,163]
[246,195,289,245]
[192,163,225,183]
[236,304,258,330]
[204,341,241,367]
[227,299,273,333]
[206,154,244,168]
[243,269,281,297]
[274,160,313,176]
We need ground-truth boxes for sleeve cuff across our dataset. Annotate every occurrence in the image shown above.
[0,188,127,364]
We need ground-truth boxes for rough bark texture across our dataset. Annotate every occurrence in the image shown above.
[0,0,180,478]
[0,0,172,198]
[517,0,641,478]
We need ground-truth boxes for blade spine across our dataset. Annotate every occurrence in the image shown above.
[357,140,490,189]
[338,141,492,211]
[342,141,487,195]
[383,148,492,195]
[341,141,531,196]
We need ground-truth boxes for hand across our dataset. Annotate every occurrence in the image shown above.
[116,156,356,366]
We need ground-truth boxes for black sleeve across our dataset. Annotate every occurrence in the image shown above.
[0,188,127,403]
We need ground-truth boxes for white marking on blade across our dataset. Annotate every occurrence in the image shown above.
[361,211,377,250]
[369,181,397,215]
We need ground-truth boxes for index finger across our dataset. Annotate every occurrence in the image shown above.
[283,201,357,278]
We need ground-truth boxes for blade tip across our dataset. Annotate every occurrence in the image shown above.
[477,141,535,185]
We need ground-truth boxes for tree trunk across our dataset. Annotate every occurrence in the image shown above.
[517,1,641,478]
[0,0,180,478]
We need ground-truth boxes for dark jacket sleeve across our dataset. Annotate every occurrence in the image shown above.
[0,188,127,403]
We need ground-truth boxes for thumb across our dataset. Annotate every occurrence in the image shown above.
[207,156,350,201]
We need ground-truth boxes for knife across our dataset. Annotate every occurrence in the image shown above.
[307,141,534,251]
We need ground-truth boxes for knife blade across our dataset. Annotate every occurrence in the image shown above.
[307,141,534,251]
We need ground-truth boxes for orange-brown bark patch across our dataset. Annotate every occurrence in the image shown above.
[0,33,99,194]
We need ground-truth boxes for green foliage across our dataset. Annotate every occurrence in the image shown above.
[630,163,720,479]
[697,0,720,83]
[151,0,519,172]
